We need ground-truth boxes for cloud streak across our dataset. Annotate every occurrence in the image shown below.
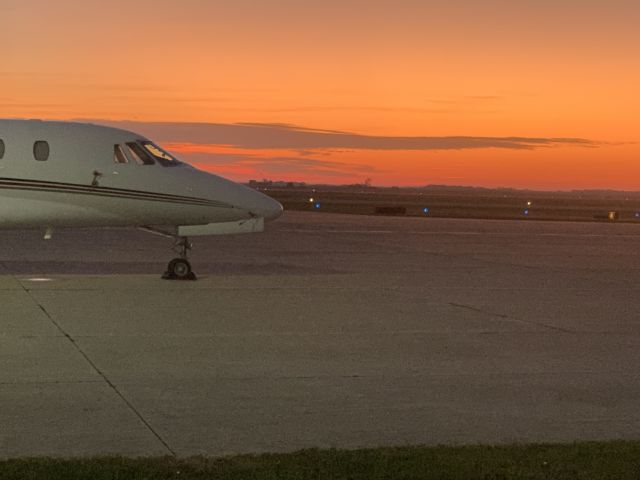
[94,120,599,152]
[175,150,381,178]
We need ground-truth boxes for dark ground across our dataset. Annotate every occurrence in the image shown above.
[264,186,640,222]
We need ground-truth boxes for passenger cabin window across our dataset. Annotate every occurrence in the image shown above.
[140,141,181,167]
[0,139,4,159]
[114,144,128,164]
[126,142,155,165]
[33,141,50,161]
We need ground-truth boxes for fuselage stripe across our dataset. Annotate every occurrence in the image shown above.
[0,177,234,209]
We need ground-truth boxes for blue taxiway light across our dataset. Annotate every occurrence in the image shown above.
[315,203,321,209]
[524,209,529,216]
[423,207,430,215]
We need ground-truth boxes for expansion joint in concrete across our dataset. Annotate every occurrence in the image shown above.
[19,284,176,456]
[448,302,575,333]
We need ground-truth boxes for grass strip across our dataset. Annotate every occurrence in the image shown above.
[1,441,640,480]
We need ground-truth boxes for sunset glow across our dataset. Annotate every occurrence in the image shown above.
[2,0,638,189]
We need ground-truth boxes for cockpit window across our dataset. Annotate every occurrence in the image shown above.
[114,144,128,164]
[140,141,182,167]
[126,142,155,165]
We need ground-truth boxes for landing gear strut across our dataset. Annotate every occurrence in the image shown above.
[162,236,197,281]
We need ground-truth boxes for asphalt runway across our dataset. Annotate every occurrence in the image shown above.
[2,211,640,457]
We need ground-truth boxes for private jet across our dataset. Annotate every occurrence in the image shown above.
[0,119,283,280]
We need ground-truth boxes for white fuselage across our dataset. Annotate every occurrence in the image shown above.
[0,120,282,230]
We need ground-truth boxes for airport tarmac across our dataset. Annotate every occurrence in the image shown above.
[2,211,640,457]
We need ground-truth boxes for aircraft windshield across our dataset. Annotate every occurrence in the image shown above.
[140,141,182,167]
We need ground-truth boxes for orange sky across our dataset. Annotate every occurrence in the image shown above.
[1,0,639,189]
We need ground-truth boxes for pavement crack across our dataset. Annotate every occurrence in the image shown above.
[20,285,176,456]
[0,380,105,386]
[449,302,575,333]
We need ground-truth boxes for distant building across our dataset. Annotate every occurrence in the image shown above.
[248,180,307,189]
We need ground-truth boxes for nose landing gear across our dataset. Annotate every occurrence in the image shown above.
[162,236,197,281]
[137,227,199,281]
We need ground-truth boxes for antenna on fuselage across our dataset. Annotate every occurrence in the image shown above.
[91,170,103,187]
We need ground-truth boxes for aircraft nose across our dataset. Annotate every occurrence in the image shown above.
[259,194,284,221]
[242,187,283,221]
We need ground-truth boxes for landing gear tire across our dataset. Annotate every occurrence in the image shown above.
[162,258,197,281]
